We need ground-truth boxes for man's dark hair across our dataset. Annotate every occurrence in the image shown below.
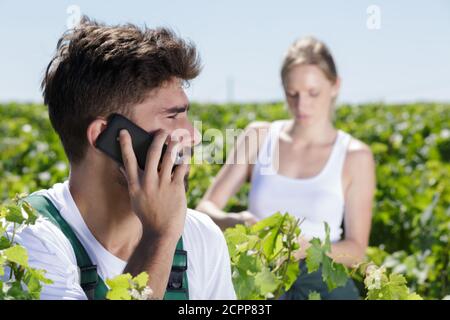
[42,16,201,164]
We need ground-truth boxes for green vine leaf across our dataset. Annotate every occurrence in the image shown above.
[308,291,321,300]
[3,245,29,267]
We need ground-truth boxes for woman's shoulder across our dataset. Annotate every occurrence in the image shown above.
[342,132,375,171]
[242,120,282,165]
[245,120,271,131]
[245,119,291,135]
[243,121,271,146]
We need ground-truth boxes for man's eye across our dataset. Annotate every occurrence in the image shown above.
[168,114,178,119]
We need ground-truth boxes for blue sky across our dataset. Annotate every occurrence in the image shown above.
[1,0,449,104]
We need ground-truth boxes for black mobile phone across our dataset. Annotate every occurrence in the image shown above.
[95,113,179,171]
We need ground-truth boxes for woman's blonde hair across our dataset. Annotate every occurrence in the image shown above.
[281,36,338,87]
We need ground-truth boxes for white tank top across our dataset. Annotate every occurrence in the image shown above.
[248,120,352,242]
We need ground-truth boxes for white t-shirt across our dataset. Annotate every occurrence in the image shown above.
[9,181,236,300]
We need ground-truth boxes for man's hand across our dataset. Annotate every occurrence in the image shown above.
[118,129,190,299]
[118,129,189,240]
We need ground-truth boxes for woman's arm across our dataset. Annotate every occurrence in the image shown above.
[196,121,270,230]
[295,140,376,268]
[330,141,376,266]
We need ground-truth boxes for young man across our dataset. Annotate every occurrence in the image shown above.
[11,17,236,300]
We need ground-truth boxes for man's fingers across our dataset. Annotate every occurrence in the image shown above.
[160,141,181,181]
[145,130,169,178]
[118,129,139,190]
[172,155,190,185]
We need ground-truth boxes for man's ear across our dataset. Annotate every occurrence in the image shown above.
[86,118,108,149]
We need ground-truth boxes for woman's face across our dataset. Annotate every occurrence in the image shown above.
[284,64,340,126]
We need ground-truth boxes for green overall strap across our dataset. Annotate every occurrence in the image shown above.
[25,194,189,300]
[24,195,108,300]
[164,237,189,300]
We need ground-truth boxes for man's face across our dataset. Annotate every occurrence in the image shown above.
[116,77,201,191]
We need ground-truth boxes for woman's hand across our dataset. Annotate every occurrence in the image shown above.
[195,122,270,231]
[219,210,260,230]
[293,235,312,261]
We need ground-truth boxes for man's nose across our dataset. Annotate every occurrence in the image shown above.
[186,121,201,147]
[173,120,201,148]
[191,126,202,147]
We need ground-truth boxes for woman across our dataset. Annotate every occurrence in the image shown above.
[196,37,376,299]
